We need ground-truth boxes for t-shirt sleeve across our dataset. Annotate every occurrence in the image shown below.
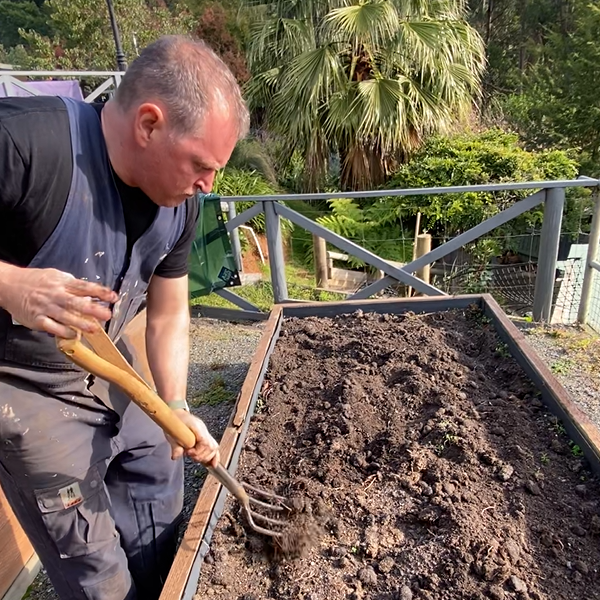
[153,196,200,278]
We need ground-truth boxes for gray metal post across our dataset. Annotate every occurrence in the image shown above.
[533,187,565,322]
[227,201,243,273]
[105,0,127,71]
[263,201,288,303]
[578,191,600,325]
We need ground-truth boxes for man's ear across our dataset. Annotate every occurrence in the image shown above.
[134,103,166,147]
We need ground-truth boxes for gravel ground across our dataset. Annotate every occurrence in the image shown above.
[512,318,600,431]
[22,315,265,600]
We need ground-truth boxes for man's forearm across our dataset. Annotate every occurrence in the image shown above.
[145,309,190,402]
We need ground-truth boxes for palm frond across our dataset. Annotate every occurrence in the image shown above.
[324,1,400,48]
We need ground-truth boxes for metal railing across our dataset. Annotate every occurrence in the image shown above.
[217,177,600,324]
[0,71,122,102]
[2,70,599,325]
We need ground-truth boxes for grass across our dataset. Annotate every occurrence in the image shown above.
[191,375,237,407]
[550,358,574,375]
[191,263,347,312]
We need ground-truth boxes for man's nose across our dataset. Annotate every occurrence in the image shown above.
[195,171,216,194]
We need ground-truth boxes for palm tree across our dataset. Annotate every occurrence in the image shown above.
[243,0,486,190]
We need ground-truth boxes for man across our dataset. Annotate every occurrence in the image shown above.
[0,35,249,600]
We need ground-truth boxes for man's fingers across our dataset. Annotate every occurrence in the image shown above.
[36,316,79,339]
[45,305,106,335]
[172,412,220,465]
[65,279,119,304]
[207,449,220,468]
[63,295,113,323]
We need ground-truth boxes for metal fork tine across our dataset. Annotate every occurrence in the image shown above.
[242,482,287,503]
[243,508,283,538]
[207,464,289,538]
[249,511,287,527]
[248,496,286,512]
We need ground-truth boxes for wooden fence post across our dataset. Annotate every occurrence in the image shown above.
[264,201,288,303]
[313,235,328,288]
[414,234,432,296]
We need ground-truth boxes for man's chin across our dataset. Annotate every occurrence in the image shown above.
[151,195,190,208]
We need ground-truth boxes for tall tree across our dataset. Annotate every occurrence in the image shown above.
[243,0,486,191]
[13,0,194,70]
[467,0,577,107]
[195,2,249,83]
[0,0,52,48]
[501,0,600,173]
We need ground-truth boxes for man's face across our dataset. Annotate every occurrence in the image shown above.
[133,104,238,207]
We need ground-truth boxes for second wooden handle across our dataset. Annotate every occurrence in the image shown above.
[57,337,197,449]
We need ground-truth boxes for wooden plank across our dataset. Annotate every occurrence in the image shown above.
[233,308,282,427]
[275,203,444,297]
[0,486,35,599]
[214,289,262,313]
[190,305,269,322]
[159,307,283,600]
[279,294,483,319]
[1,554,41,600]
[482,294,600,473]
[159,426,239,600]
[350,190,545,299]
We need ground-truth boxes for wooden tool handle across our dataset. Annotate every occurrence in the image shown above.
[57,337,196,450]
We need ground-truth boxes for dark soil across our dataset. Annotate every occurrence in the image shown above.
[195,307,600,600]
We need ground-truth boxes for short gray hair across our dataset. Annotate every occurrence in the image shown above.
[114,35,249,139]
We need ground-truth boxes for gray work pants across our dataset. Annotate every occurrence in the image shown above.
[0,373,184,600]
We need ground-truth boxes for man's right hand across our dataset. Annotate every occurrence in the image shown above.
[0,263,118,339]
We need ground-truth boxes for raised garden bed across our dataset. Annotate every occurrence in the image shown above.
[161,295,600,600]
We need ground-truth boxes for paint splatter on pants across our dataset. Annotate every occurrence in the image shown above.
[0,373,184,600]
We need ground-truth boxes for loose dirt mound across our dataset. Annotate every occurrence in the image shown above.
[195,308,600,600]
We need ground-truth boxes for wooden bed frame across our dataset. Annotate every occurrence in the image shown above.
[159,294,600,600]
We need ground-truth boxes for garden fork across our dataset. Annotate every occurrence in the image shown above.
[55,324,289,539]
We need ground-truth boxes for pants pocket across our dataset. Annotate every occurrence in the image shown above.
[34,465,118,559]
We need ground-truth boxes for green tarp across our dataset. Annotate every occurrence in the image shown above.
[188,193,241,299]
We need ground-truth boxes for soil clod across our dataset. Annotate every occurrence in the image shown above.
[398,585,413,600]
[357,567,377,586]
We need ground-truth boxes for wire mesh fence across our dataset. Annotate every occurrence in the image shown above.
[581,267,600,333]
[230,196,598,329]
[284,219,594,325]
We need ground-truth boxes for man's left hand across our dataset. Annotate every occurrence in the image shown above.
[167,409,220,467]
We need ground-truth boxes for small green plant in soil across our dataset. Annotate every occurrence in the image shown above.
[254,395,266,414]
[540,453,550,465]
[569,442,584,457]
[494,343,511,358]
[549,417,567,436]
[191,376,236,407]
